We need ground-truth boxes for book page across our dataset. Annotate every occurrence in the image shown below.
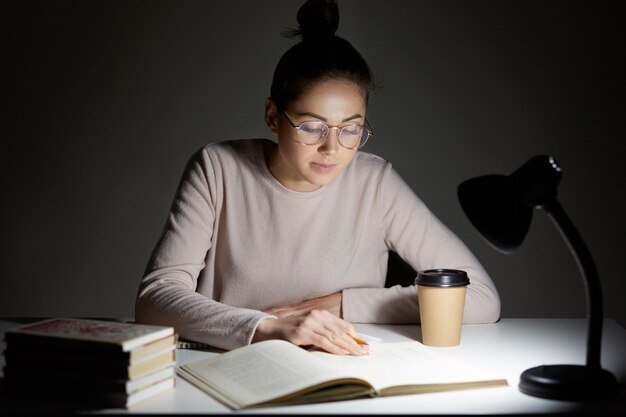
[311,342,507,393]
[178,340,368,408]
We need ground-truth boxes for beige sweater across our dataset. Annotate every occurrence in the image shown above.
[136,139,500,350]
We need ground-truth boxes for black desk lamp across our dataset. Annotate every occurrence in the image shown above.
[457,155,617,400]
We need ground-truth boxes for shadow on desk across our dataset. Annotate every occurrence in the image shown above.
[0,388,107,414]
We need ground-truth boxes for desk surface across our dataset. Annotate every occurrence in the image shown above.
[1,318,625,414]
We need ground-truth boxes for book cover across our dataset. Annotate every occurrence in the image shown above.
[5,333,177,362]
[4,318,174,352]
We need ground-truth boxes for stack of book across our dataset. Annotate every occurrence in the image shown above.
[1,318,177,409]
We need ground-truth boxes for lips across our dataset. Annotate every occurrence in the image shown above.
[311,162,337,173]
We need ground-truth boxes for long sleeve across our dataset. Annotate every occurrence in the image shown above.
[136,140,500,351]
[342,164,501,324]
[134,148,272,350]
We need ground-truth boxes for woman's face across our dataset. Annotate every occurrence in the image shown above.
[266,79,367,192]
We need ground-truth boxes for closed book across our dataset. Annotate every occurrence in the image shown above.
[5,333,177,363]
[3,345,176,379]
[1,374,176,409]
[4,318,174,353]
[2,364,176,394]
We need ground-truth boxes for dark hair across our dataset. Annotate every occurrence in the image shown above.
[270,0,374,113]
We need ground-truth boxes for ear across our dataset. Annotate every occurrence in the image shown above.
[264,97,278,133]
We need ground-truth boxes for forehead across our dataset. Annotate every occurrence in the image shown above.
[289,80,367,116]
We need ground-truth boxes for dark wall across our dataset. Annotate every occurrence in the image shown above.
[4,0,625,327]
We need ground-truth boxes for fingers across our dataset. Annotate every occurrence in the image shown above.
[291,310,369,356]
[318,331,368,356]
[255,308,369,356]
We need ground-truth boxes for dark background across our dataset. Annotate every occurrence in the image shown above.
[3,0,625,327]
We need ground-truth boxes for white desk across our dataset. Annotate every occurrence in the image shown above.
[1,318,625,414]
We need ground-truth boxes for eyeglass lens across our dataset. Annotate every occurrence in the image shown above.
[298,121,367,148]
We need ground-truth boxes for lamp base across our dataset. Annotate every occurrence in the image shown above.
[519,364,618,400]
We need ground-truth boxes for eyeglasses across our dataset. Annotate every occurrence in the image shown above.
[282,112,373,150]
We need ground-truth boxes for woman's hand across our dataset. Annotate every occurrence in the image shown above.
[252,309,369,356]
[264,292,342,318]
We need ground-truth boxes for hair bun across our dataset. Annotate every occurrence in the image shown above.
[287,0,339,40]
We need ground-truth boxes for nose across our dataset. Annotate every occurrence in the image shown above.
[318,127,340,155]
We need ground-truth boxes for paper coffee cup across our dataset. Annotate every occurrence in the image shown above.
[415,269,469,347]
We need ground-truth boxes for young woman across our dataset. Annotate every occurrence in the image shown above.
[135,0,500,356]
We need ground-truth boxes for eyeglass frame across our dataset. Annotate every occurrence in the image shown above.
[281,111,373,150]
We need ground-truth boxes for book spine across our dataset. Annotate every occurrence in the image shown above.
[3,351,175,379]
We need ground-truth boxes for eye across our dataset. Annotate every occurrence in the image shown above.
[299,122,326,135]
[341,125,363,137]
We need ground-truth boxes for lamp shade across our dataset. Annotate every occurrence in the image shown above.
[457,156,561,254]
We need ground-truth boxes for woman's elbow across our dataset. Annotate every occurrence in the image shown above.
[465,290,501,324]
[134,295,152,324]
[134,290,165,325]
[480,297,501,323]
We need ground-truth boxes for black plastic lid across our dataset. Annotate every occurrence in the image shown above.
[414,269,470,287]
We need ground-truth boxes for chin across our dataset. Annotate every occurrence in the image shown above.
[308,172,339,187]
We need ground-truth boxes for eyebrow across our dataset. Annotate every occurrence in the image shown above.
[295,112,363,123]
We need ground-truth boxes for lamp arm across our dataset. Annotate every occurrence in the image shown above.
[543,198,603,369]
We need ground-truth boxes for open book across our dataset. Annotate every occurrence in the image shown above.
[177,340,508,409]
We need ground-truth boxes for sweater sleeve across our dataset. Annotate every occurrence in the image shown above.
[134,147,273,350]
[342,164,500,324]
